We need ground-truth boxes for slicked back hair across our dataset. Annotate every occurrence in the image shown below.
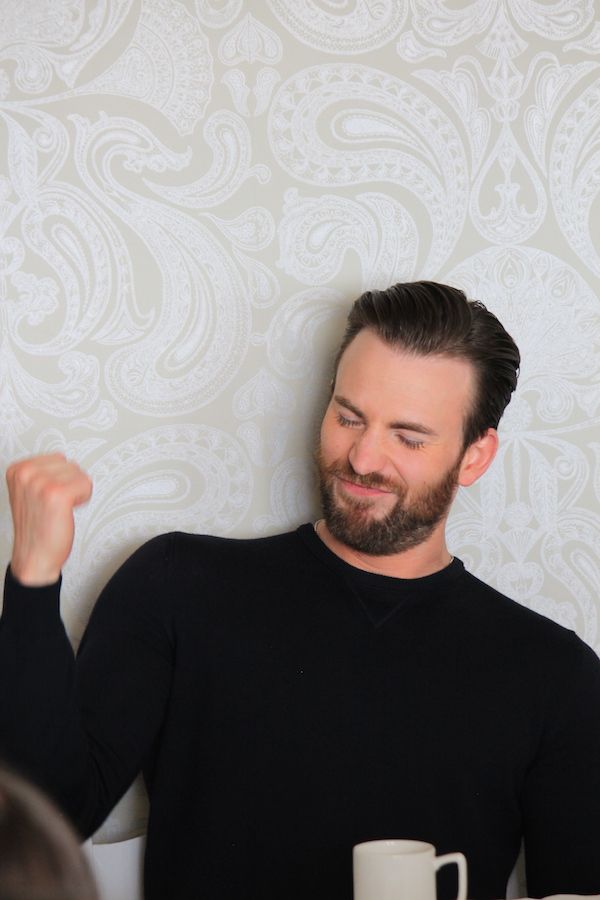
[333,281,520,451]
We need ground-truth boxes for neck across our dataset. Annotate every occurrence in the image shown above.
[314,519,453,579]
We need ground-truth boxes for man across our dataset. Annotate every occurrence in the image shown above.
[1,282,599,900]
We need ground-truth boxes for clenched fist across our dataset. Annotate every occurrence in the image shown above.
[6,454,93,586]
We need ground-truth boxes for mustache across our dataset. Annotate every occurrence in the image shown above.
[324,460,404,495]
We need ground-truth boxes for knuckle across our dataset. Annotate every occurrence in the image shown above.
[10,460,35,486]
[39,480,64,502]
[5,455,91,505]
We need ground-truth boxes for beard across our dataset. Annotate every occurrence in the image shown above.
[316,447,462,556]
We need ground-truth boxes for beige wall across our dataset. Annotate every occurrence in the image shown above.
[1,0,599,839]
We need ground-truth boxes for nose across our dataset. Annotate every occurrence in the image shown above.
[348,428,386,476]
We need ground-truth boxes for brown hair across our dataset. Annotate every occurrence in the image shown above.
[0,768,98,900]
[334,281,520,449]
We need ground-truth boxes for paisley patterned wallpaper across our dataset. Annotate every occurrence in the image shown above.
[1,0,599,840]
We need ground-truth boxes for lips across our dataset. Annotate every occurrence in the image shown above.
[337,476,395,498]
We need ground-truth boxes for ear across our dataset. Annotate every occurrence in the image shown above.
[458,428,499,487]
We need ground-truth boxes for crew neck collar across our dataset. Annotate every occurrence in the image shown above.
[296,522,464,590]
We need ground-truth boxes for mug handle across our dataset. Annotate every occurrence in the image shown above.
[434,852,468,900]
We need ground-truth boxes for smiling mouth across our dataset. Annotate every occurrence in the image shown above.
[337,476,395,498]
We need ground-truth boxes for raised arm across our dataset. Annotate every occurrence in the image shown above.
[0,456,174,837]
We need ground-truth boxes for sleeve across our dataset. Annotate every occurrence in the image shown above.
[521,636,600,897]
[0,534,176,838]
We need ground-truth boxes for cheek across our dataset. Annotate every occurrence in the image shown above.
[412,455,455,492]
[391,452,434,488]
[319,416,347,462]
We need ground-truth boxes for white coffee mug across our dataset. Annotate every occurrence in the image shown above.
[353,838,467,900]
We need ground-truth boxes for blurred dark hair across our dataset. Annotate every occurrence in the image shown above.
[0,767,98,900]
[333,281,520,449]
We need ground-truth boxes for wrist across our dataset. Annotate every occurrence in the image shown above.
[9,557,61,587]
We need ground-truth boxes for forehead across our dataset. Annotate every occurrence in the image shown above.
[335,330,475,429]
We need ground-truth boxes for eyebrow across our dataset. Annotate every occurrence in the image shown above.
[334,395,438,437]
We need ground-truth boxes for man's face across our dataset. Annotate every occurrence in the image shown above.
[318,330,476,556]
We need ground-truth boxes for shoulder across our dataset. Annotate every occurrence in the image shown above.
[455,564,599,680]
[457,564,575,638]
[84,529,305,640]
[114,527,302,568]
[158,528,304,572]
[99,528,306,601]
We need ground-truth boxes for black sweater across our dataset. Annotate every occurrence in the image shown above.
[1,525,600,899]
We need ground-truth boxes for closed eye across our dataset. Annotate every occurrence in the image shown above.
[337,412,424,449]
[336,412,361,428]
[396,434,425,450]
